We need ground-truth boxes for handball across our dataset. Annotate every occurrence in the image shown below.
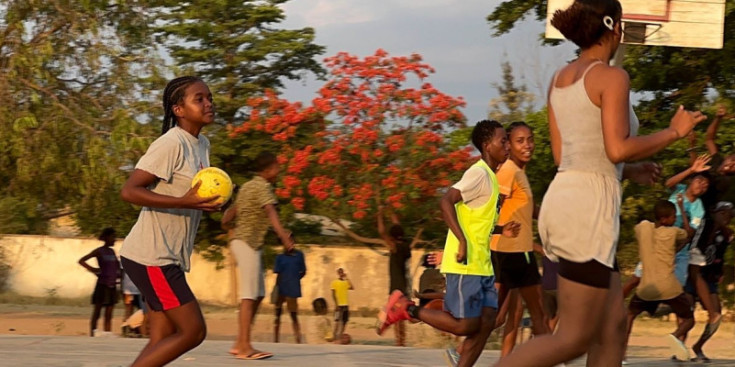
[191,167,233,206]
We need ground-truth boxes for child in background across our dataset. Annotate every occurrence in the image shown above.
[273,245,306,343]
[121,270,147,337]
[624,200,694,363]
[312,298,334,342]
[331,267,354,344]
[685,201,734,362]
[78,227,120,337]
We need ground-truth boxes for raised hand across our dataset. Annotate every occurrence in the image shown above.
[626,162,662,186]
[670,105,707,138]
[676,193,684,205]
[691,154,712,173]
[181,180,221,211]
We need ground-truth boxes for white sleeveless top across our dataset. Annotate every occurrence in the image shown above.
[550,61,639,179]
[538,61,639,268]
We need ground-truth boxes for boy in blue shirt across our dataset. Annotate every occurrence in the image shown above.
[273,245,306,343]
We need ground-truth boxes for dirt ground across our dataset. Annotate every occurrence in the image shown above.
[1,302,734,361]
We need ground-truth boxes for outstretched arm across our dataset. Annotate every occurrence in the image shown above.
[221,205,237,230]
[665,154,711,189]
[705,105,728,156]
[377,206,396,252]
[600,68,705,163]
[676,194,694,240]
[265,204,294,251]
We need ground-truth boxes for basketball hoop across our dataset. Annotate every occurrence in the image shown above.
[545,0,726,49]
[621,21,663,45]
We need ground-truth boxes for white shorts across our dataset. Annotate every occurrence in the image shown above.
[688,247,707,267]
[230,239,265,300]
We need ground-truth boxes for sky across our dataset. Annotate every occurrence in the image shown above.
[278,0,577,124]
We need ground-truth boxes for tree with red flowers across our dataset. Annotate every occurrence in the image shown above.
[232,50,474,246]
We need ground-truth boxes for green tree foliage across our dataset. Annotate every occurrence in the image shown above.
[488,60,536,123]
[0,1,326,245]
[0,0,163,235]
[153,0,325,125]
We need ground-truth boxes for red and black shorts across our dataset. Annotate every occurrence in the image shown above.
[121,257,195,312]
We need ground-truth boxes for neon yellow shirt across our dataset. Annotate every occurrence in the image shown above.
[441,159,500,276]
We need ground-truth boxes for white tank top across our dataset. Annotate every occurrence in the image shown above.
[549,61,639,180]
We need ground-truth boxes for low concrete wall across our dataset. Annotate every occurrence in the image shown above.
[0,235,428,309]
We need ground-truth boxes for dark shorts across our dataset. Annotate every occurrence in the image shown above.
[491,251,542,289]
[558,258,618,289]
[443,274,498,319]
[335,305,349,323]
[92,283,118,306]
[628,293,694,319]
[684,279,719,295]
[543,290,558,318]
[121,257,195,312]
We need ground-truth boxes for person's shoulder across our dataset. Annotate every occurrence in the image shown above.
[199,133,210,146]
[463,165,486,176]
[239,177,263,192]
[636,220,654,229]
[496,161,518,178]
[597,64,629,82]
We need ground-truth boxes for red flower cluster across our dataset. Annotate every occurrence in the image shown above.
[231,49,473,222]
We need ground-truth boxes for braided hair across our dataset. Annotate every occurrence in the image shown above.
[506,121,532,136]
[161,76,202,135]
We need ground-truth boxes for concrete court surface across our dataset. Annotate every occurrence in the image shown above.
[1,335,733,367]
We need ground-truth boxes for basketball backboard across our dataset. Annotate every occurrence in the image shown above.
[545,0,726,49]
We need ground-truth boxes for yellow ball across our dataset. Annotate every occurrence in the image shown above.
[191,167,233,206]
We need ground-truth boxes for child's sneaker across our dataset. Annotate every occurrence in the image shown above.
[376,290,414,335]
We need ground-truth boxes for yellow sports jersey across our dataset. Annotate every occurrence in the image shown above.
[441,159,500,276]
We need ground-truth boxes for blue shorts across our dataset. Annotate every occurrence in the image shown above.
[443,274,497,319]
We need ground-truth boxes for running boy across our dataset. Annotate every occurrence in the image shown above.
[377,205,412,346]
[78,227,120,337]
[377,120,519,367]
[686,201,734,362]
[624,200,695,362]
[119,76,221,366]
[222,151,294,360]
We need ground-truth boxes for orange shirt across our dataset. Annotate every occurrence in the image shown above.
[490,159,534,253]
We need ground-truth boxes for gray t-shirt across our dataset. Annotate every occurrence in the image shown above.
[120,126,210,272]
